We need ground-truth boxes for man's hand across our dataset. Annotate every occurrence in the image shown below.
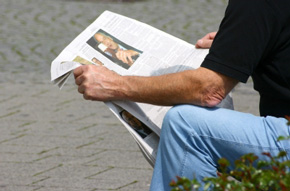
[73,65,124,101]
[116,50,139,66]
[195,32,217,49]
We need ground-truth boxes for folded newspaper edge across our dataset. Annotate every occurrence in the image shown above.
[50,10,234,167]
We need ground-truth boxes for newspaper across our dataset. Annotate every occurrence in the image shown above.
[51,10,233,167]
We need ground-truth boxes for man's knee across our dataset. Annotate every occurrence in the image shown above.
[162,105,205,133]
[164,104,209,123]
[162,105,219,137]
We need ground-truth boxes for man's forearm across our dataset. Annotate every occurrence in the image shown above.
[120,67,237,107]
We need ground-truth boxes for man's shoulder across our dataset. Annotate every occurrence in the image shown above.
[267,0,290,19]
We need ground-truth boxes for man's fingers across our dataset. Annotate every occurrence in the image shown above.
[83,93,93,101]
[116,50,135,65]
[74,65,100,85]
[126,54,133,64]
[117,51,128,64]
[78,84,85,94]
[202,32,217,40]
[75,75,84,86]
[119,52,127,63]
[208,32,217,40]
[121,51,133,64]
[195,31,217,49]
[196,39,213,49]
[73,66,84,78]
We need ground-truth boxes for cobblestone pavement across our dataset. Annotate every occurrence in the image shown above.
[0,0,259,190]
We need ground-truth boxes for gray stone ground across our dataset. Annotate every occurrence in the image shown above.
[0,0,259,190]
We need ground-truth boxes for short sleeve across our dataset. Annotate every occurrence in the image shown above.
[201,0,280,83]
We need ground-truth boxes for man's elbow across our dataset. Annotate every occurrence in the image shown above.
[203,96,224,107]
[201,88,226,107]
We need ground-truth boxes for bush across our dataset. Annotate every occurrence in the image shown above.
[170,117,290,191]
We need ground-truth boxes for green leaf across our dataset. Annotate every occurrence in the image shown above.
[277,151,287,158]
[278,136,286,141]
[257,160,269,169]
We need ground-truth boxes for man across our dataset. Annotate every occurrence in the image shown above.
[74,0,290,190]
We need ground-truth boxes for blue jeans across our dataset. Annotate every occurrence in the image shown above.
[150,105,290,191]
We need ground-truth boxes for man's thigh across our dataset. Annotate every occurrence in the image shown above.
[164,105,290,165]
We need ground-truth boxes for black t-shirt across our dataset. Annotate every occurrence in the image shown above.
[201,0,290,117]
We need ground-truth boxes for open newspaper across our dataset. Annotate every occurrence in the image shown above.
[51,10,233,167]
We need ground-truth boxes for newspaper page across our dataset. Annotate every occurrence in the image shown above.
[51,10,233,166]
[51,10,214,132]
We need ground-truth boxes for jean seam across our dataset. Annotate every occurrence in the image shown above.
[199,135,290,161]
[180,135,190,178]
[180,132,217,178]
[177,109,193,178]
[178,110,216,177]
